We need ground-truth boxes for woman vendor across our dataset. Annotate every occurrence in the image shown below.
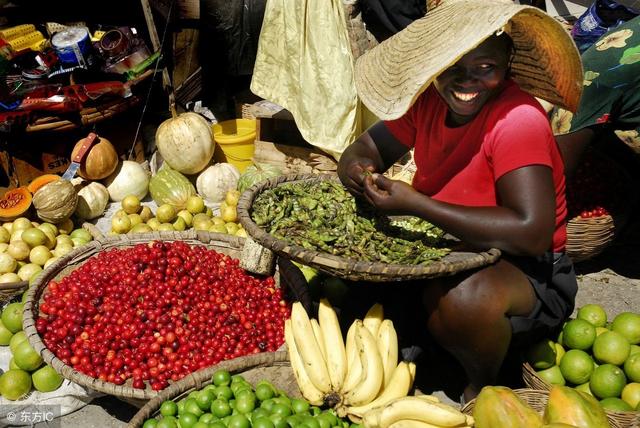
[337,0,583,402]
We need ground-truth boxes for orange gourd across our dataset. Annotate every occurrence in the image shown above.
[27,174,61,194]
[70,135,119,180]
[0,187,32,221]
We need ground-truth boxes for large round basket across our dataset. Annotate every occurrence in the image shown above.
[522,362,639,428]
[127,351,294,428]
[237,173,501,282]
[21,230,263,406]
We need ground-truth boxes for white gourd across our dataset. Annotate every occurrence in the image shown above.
[155,112,215,174]
[75,182,110,220]
[196,163,240,204]
[103,161,150,201]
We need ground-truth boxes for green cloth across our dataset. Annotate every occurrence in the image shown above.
[551,16,640,153]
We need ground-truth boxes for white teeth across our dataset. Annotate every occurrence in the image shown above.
[453,91,478,101]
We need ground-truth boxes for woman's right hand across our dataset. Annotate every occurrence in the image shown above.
[338,157,378,196]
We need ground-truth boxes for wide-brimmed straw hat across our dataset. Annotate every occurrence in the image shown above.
[355,0,583,120]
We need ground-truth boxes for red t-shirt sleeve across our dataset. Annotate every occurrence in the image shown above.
[489,103,555,181]
[382,91,431,149]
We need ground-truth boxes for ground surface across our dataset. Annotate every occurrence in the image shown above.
[24,214,640,427]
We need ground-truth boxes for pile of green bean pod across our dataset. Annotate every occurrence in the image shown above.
[250,180,450,265]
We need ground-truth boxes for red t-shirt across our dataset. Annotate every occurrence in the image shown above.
[384,81,567,252]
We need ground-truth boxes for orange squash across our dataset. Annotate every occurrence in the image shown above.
[70,135,119,180]
[0,187,32,221]
[27,174,60,194]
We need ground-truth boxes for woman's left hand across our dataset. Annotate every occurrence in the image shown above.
[362,173,419,214]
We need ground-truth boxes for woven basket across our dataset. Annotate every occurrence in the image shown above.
[566,215,616,262]
[21,230,260,405]
[237,173,501,282]
[127,351,294,427]
[522,362,640,428]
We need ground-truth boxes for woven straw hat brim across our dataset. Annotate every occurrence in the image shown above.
[355,0,583,120]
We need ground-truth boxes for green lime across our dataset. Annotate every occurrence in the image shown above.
[210,422,227,428]
[178,412,199,428]
[577,304,608,328]
[291,398,310,414]
[270,414,289,428]
[142,418,159,428]
[228,414,250,428]
[199,413,215,424]
[195,390,214,411]
[624,353,640,382]
[593,331,631,365]
[555,342,566,366]
[192,422,209,428]
[255,383,276,401]
[536,365,566,386]
[235,395,256,413]
[271,403,292,418]
[559,349,594,385]
[590,364,627,399]
[599,397,633,411]
[254,417,276,428]
[0,369,32,400]
[621,382,640,409]
[184,398,204,417]
[156,416,178,428]
[215,385,233,400]
[231,374,246,384]
[611,312,640,345]
[213,369,232,386]
[160,400,178,417]
[526,339,557,370]
[563,319,597,351]
[575,382,593,396]
[260,398,275,412]
[211,399,232,418]
[301,416,320,428]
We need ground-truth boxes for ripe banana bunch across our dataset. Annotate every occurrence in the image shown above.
[285,300,416,421]
[362,395,475,428]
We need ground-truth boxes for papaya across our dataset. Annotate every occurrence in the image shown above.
[26,174,60,194]
[0,187,32,221]
[473,386,543,428]
[544,386,611,428]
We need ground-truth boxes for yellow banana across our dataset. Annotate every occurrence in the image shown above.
[376,319,399,388]
[387,420,441,428]
[290,302,332,393]
[318,298,347,391]
[378,396,467,428]
[362,406,384,428]
[342,320,362,393]
[363,303,384,336]
[465,414,474,426]
[346,361,415,418]
[343,321,384,406]
[284,319,325,406]
[415,394,439,403]
[310,318,327,362]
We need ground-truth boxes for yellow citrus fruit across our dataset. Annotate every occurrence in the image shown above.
[599,397,633,412]
[526,339,557,370]
[0,369,32,400]
[624,352,640,382]
[537,365,566,386]
[621,382,640,409]
[555,342,566,366]
[31,365,63,392]
[592,331,631,365]
[630,345,640,356]
[589,364,627,399]
[562,319,597,351]
[595,327,609,336]
[577,304,608,328]
[559,349,595,385]
[611,312,640,345]
[575,382,593,396]
[1,302,24,333]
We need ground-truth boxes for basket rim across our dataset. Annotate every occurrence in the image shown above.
[22,230,247,401]
[237,173,501,282]
[127,351,290,427]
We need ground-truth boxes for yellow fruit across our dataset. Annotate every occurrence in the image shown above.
[31,365,64,392]
[575,382,593,396]
[221,204,238,223]
[621,382,640,409]
[562,319,597,351]
[595,327,609,336]
[186,196,205,214]
[156,204,176,223]
[1,302,24,333]
[576,304,607,328]
[611,312,640,345]
[592,331,631,365]
[555,343,566,366]
[13,340,43,371]
[473,386,543,428]
[527,340,557,370]
[589,364,627,399]
[599,397,632,411]
[225,189,241,207]
[537,365,566,386]
[121,195,141,214]
[544,386,610,427]
[559,349,594,385]
[0,320,13,345]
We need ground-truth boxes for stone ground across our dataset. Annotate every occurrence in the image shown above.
[25,213,640,427]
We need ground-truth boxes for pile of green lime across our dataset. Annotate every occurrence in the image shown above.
[525,304,640,412]
[143,369,359,428]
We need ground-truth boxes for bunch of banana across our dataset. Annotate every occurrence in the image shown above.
[362,395,475,428]
[285,300,416,422]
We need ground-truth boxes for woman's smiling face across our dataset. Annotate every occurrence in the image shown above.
[434,34,512,126]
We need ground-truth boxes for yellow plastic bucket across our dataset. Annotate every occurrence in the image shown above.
[212,119,256,173]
